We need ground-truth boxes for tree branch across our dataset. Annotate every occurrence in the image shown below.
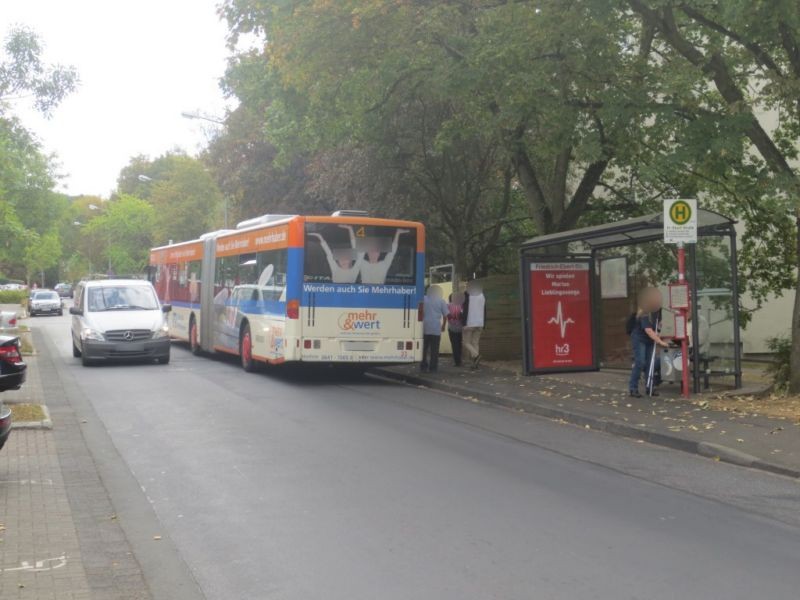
[678,4,785,79]
[778,20,800,79]
[560,158,610,230]
[629,1,798,183]
[366,67,431,113]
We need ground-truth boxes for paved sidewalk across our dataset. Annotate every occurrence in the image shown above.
[1,352,151,598]
[373,362,800,478]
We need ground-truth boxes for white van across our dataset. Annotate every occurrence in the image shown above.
[70,279,172,366]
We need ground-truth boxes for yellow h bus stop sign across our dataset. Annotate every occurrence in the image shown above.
[664,199,698,244]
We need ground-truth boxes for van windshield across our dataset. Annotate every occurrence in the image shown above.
[87,286,159,312]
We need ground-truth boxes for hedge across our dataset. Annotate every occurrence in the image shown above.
[0,290,28,304]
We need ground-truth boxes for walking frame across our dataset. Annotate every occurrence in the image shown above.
[645,316,660,397]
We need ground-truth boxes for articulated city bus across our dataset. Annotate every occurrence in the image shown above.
[148,212,424,370]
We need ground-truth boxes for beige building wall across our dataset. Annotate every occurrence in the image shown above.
[742,291,793,354]
[737,108,796,354]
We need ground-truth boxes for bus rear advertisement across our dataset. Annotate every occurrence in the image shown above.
[149,214,425,371]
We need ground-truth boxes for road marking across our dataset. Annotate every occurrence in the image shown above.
[0,479,54,486]
[1,555,67,573]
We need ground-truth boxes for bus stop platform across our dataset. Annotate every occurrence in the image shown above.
[371,362,799,479]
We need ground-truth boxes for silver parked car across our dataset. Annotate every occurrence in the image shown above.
[28,290,63,316]
[70,279,172,366]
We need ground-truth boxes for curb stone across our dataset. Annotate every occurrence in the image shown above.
[697,442,758,467]
[371,368,800,480]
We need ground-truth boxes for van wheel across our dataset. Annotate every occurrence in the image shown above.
[72,341,82,358]
[240,323,257,373]
[157,353,170,365]
[189,318,201,355]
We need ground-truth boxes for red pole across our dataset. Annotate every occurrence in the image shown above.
[677,244,690,398]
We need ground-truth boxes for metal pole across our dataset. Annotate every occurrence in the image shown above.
[519,251,531,374]
[590,250,600,370]
[677,243,690,398]
[690,243,701,393]
[729,228,743,389]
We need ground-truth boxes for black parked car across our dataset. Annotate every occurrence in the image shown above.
[0,401,9,451]
[55,283,73,298]
[0,335,25,451]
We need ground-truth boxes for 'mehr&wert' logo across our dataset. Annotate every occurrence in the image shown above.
[338,310,381,331]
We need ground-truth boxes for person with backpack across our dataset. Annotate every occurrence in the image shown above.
[628,287,669,397]
[447,291,465,367]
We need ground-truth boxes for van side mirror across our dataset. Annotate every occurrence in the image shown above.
[161,304,172,313]
[69,306,82,316]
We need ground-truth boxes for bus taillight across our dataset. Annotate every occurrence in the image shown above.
[286,299,300,319]
[417,301,424,322]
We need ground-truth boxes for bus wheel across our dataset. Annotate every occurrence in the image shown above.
[189,318,201,355]
[240,324,257,373]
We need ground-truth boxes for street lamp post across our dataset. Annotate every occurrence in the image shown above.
[181,111,230,228]
[180,111,226,125]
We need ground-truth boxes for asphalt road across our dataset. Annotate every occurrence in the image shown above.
[35,311,800,600]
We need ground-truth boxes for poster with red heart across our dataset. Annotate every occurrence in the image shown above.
[529,262,595,371]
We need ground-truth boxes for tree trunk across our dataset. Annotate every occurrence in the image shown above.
[790,214,800,393]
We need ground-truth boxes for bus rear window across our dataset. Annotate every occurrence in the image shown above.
[304,223,416,285]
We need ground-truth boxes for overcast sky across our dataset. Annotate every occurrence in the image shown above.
[3,0,233,197]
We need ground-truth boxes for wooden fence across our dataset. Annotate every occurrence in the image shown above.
[470,274,523,361]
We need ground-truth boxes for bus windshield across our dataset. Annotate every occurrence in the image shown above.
[304,222,416,285]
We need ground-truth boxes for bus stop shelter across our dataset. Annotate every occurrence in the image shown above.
[519,209,742,392]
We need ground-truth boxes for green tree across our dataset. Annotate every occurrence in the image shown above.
[0,26,78,283]
[0,115,60,278]
[117,152,223,244]
[0,26,79,116]
[82,195,155,275]
[204,105,315,225]
[626,0,800,390]
[23,228,61,286]
[221,1,536,277]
